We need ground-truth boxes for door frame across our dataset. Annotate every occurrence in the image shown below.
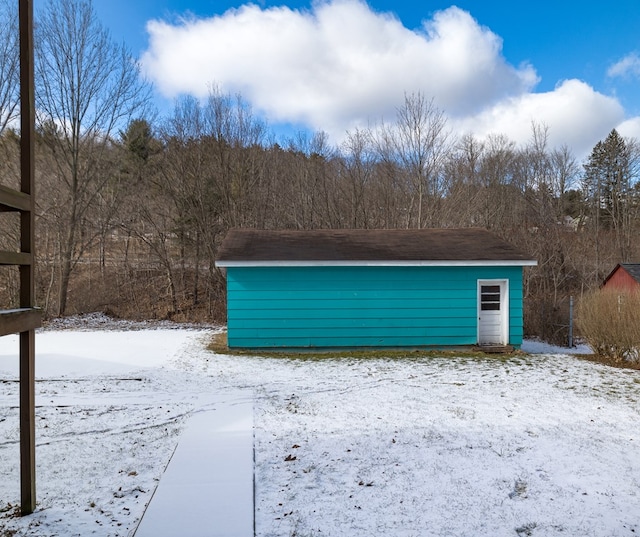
[477,279,509,345]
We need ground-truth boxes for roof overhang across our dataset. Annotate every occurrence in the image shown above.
[216,259,538,268]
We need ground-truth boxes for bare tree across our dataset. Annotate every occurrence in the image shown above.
[383,92,452,228]
[441,133,485,227]
[0,0,19,134]
[36,0,151,315]
[203,86,267,229]
[550,145,579,198]
[477,133,517,229]
[339,128,375,228]
[139,90,270,315]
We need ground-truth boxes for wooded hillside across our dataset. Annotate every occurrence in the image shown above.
[1,0,639,344]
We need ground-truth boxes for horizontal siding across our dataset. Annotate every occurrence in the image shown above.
[231,327,477,340]
[229,298,477,311]
[229,308,474,321]
[228,316,477,329]
[228,277,516,290]
[228,266,490,283]
[226,266,525,349]
[228,335,478,348]
[228,288,477,300]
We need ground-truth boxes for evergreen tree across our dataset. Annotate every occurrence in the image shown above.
[582,129,632,262]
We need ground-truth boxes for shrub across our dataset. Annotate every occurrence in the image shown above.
[576,289,640,363]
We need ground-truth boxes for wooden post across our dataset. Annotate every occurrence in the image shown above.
[19,0,36,515]
[19,330,36,514]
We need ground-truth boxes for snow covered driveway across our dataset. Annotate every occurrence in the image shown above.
[1,326,640,536]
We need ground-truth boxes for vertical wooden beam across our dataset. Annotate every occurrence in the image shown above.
[18,0,36,516]
[19,330,35,514]
[19,0,34,202]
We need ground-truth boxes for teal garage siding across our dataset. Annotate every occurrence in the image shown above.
[226,265,525,349]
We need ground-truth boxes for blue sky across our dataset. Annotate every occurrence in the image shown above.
[87,0,640,156]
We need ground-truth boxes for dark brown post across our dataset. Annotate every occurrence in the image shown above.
[19,0,36,515]
[0,0,38,516]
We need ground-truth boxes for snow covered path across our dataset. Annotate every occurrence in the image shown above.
[0,328,221,537]
[1,326,640,536]
[133,394,254,537]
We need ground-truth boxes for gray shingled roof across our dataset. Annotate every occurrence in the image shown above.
[621,264,640,284]
[216,228,536,265]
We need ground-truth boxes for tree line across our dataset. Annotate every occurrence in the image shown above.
[1,0,639,343]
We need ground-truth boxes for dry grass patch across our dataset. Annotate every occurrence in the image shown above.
[207,330,524,361]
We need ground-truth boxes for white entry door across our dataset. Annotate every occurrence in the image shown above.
[477,280,508,345]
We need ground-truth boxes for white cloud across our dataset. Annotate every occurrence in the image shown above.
[617,116,640,140]
[142,3,534,127]
[607,52,640,79]
[141,0,638,155]
[453,79,625,159]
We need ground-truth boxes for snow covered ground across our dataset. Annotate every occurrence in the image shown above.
[1,320,640,536]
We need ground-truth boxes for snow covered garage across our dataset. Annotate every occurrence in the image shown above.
[215,229,537,350]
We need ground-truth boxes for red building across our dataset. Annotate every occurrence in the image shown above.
[602,264,640,292]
